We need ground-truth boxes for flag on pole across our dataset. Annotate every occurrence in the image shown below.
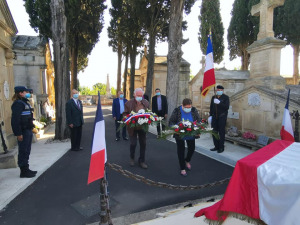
[280,89,294,142]
[88,92,107,184]
[201,35,216,97]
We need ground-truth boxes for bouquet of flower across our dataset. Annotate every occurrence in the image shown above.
[242,131,256,140]
[161,119,218,140]
[33,120,46,129]
[119,109,163,132]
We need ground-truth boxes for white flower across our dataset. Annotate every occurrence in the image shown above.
[131,111,136,115]
[172,125,179,129]
[206,128,213,131]
[138,109,145,114]
[138,118,148,125]
[193,127,199,130]
[180,130,185,133]
[182,121,192,127]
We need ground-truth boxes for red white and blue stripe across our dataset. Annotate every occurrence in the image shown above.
[280,89,294,142]
[201,35,216,97]
[88,92,107,184]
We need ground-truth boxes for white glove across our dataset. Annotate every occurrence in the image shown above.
[214,98,220,104]
[208,116,212,125]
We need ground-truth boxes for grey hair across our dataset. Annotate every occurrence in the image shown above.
[134,88,144,95]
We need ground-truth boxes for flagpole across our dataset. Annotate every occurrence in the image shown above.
[209,31,218,118]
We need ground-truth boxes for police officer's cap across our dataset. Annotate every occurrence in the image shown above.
[14,86,30,93]
[216,85,224,90]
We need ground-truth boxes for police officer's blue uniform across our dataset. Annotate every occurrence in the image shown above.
[11,86,37,178]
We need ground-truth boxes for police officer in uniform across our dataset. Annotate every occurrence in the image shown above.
[11,86,37,178]
[209,85,230,153]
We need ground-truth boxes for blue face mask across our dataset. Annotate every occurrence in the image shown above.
[156,92,161,96]
[73,94,79,99]
[135,97,142,102]
[216,91,223,96]
[25,93,31,98]
[183,107,191,113]
[119,94,124,98]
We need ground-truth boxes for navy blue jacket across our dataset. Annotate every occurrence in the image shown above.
[112,98,128,120]
[66,99,84,127]
[11,98,34,136]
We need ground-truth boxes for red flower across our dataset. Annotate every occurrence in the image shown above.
[179,123,184,128]
[186,128,192,131]
[174,128,179,132]
[148,120,151,124]
[132,120,136,124]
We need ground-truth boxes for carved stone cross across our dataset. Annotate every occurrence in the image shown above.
[251,0,285,40]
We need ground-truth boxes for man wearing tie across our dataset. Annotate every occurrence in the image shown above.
[112,91,128,141]
[152,88,168,138]
[66,89,84,151]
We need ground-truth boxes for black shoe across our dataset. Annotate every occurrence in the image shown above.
[20,169,36,178]
[123,137,129,141]
[217,148,224,153]
[115,138,120,141]
[210,147,219,151]
[71,148,81,151]
[28,169,37,174]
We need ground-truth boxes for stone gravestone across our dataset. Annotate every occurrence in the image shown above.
[257,135,269,146]
[246,0,286,90]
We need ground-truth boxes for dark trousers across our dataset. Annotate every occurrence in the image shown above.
[129,130,146,162]
[212,115,227,149]
[18,129,33,168]
[156,111,165,135]
[115,120,127,139]
[175,139,195,170]
[70,126,82,150]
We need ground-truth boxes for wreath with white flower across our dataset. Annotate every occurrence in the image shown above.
[119,109,163,132]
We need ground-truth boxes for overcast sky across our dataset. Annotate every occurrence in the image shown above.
[7,0,295,89]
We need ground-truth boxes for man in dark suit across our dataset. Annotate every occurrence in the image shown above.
[209,85,229,153]
[152,88,168,138]
[66,89,84,151]
[112,91,128,141]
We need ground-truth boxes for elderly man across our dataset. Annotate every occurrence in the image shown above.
[112,91,128,141]
[66,89,84,151]
[209,85,229,153]
[124,88,150,169]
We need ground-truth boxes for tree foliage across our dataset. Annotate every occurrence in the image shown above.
[227,0,258,70]
[274,0,300,78]
[23,0,106,89]
[198,0,224,64]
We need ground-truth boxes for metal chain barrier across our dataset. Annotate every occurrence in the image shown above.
[107,163,230,191]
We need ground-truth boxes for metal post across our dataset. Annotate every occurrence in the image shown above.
[0,121,8,154]
[99,166,113,225]
[292,110,299,142]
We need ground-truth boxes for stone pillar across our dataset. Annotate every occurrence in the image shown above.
[246,0,286,90]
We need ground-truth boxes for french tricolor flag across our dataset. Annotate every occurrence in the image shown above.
[201,35,216,97]
[88,92,107,184]
[195,140,300,225]
[280,89,294,142]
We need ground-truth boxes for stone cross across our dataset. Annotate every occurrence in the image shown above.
[251,0,285,40]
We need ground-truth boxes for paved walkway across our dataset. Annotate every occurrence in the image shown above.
[0,106,254,224]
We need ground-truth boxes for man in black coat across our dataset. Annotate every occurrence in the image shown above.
[152,88,168,138]
[209,85,229,153]
[66,89,84,151]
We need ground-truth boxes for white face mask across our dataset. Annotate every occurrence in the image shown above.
[135,97,142,102]
[183,107,191,113]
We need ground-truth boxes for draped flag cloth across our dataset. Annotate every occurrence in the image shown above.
[195,140,300,225]
[88,92,107,184]
[280,89,294,142]
[201,35,216,97]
